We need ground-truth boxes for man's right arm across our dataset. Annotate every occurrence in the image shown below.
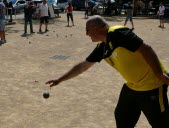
[46,60,96,87]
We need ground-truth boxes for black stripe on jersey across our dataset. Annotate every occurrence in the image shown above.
[107,28,143,52]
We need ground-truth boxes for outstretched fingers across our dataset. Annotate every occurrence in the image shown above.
[46,79,61,87]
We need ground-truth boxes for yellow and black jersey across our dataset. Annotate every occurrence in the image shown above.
[86,25,165,91]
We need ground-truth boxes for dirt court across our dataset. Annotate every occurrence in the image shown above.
[0,11,169,128]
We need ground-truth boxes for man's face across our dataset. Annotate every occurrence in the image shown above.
[86,23,100,42]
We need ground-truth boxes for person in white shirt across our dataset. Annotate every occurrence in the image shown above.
[84,0,88,18]
[157,2,165,28]
[39,0,49,32]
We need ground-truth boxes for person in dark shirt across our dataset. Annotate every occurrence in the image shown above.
[24,1,36,34]
[3,0,13,22]
[8,1,13,22]
[124,2,134,29]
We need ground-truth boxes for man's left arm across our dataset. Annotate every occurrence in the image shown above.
[137,43,169,85]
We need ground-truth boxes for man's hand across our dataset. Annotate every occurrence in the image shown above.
[46,79,61,87]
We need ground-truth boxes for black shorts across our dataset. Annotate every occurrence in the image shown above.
[40,16,48,23]
[67,13,73,21]
[115,84,169,128]
[159,15,164,20]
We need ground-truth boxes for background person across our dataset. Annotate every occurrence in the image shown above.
[0,0,6,43]
[66,2,74,27]
[8,1,13,22]
[46,15,169,128]
[84,0,88,18]
[124,2,134,30]
[39,0,49,32]
[24,1,36,34]
[157,2,165,28]
[3,0,13,22]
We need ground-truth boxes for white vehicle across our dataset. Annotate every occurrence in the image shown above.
[8,0,26,13]
[57,0,68,12]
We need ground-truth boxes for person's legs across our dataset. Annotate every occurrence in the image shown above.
[124,15,129,26]
[10,13,12,22]
[115,84,141,128]
[67,13,70,26]
[126,14,134,29]
[124,20,127,26]
[85,7,88,18]
[39,23,42,32]
[0,31,2,40]
[2,30,5,41]
[29,19,34,33]
[160,16,162,27]
[9,11,12,22]
[70,13,74,26]
[130,18,134,29]
[140,85,169,128]
[159,15,164,27]
[44,16,49,31]
[161,15,164,28]
[24,19,28,33]
[39,17,43,32]
[45,23,48,31]
[0,20,3,39]
[84,8,87,17]
[0,20,6,43]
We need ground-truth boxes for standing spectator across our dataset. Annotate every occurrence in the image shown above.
[3,0,13,22]
[2,0,8,16]
[39,0,49,32]
[24,1,36,34]
[8,1,13,22]
[0,0,6,43]
[66,2,74,27]
[124,2,134,30]
[157,2,165,28]
[84,0,88,18]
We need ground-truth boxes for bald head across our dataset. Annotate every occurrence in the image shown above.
[86,15,109,29]
[86,15,109,42]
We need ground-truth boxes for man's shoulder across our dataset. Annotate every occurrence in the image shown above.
[0,3,5,9]
[0,2,5,6]
[159,5,165,9]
